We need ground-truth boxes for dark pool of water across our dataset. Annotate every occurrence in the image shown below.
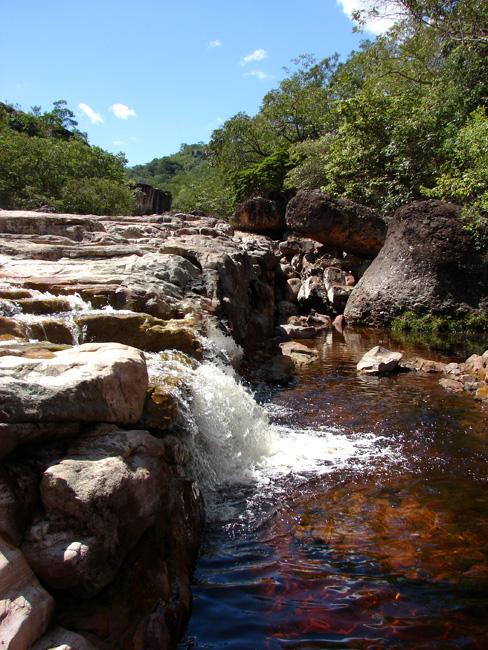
[180,329,488,649]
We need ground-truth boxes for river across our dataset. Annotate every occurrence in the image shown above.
[180,328,488,649]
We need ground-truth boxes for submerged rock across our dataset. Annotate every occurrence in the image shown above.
[357,346,403,375]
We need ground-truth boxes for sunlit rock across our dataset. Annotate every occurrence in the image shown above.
[357,345,402,375]
[0,342,148,426]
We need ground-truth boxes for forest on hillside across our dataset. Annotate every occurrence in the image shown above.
[0,101,135,215]
[129,0,487,244]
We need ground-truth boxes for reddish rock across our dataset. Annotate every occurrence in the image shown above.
[285,190,386,258]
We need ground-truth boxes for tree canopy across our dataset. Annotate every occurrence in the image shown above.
[0,101,135,215]
[128,0,488,240]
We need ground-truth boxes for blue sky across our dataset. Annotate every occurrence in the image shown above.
[1,1,389,165]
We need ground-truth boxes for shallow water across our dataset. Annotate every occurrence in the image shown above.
[180,328,488,649]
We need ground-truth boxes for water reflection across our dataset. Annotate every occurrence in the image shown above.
[181,330,488,649]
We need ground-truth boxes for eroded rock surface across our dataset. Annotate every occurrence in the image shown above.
[0,342,147,426]
[344,200,488,326]
[285,190,386,258]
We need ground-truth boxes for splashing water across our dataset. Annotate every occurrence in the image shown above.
[146,331,397,517]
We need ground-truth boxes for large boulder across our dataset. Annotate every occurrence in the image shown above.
[0,342,148,427]
[230,197,284,235]
[22,427,173,597]
[344,200,488,326]
[285,190,386,258]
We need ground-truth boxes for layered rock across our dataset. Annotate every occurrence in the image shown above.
[0,208,281,351]
[0,207,292,648]
[344,200,488,326]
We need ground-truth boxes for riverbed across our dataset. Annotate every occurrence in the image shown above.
[181,329,488,649]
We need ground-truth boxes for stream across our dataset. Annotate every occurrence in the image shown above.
[180,328,488,649]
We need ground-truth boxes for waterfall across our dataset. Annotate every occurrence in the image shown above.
[146,329,395,512]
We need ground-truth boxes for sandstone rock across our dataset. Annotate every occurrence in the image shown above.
[0,463,39,544]
[280,341,319,366]
[286,278,302,300]
[333,314,345,332]
[230,197,284,235]
[323,266,347,292]
[399,357,446,373]
[16,297,73,315]
[0,537,55,649]
[344,200,488,326]
[327,285,353,313]
[76,312,202,357]
[22,427,173,597]
[143,383,179,432]
[439,377,464,393]
[357,346,403,375]
[285,190,386,258]
[55,478,202,648]
[0,342,147,425]
[279,324,318,339]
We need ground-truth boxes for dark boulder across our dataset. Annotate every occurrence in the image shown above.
[134,183,172,215]
[344,200,488,326]
[230,197,284,236]
[285,190,386,258]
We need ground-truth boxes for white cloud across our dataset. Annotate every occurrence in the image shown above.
[78,103,103,124]
[110,103,137,120]
[112,140,127,146]
[245,70,271,81]
[240,48,268,66]
[336,0,396,34]
[209,39,222,48]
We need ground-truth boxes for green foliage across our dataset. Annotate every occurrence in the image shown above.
[234,150,292,202]
[392,310,488,335]
[284,136,332,191]
[422,107,488,248]
[128,0,487,220]
[0,105,134,215]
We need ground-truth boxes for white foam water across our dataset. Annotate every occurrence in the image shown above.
[146,332,397,513]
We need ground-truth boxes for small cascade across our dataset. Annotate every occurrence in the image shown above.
[146,329,396,519]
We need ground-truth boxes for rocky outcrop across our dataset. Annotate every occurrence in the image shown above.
[285,190,386,258]
[230,197,284,236]
[0,342,147,426]
[0,207,294,648]
[439,350,488,402]
[0,343,202,648]
[0,209,281,351]
[344,200,488,326]
[134,183,172,215]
